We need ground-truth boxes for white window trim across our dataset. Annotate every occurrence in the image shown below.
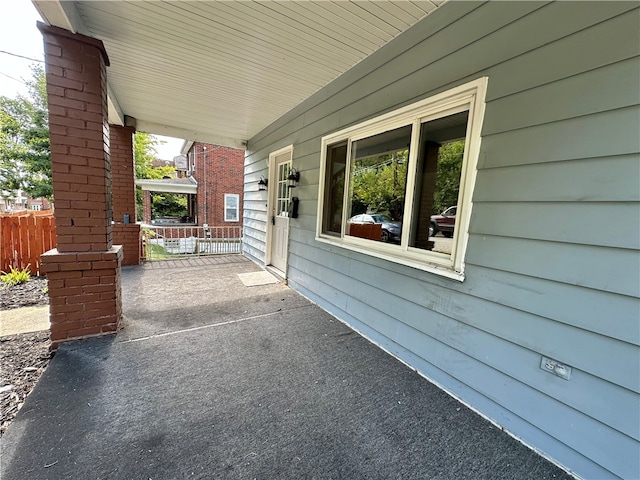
[316,77,488,281]
[224,193,240,222]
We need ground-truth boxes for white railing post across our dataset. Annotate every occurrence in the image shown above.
[142,225,243,260]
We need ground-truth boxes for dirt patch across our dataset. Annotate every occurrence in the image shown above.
[1,278,52,436]
[0,331,51,435]
[0,276,49,310]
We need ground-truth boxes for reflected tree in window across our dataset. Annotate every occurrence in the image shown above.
[351,149,408,220]
[433,140,465,215]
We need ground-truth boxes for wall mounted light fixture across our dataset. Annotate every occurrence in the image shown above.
[287,169,300,188]
[258,176,268,191]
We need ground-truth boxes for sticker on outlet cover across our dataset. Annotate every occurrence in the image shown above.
[540,356,572,380]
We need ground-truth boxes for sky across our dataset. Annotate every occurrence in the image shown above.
[0,0,184,160]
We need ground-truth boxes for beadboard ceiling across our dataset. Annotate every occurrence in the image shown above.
[33,1,444,149]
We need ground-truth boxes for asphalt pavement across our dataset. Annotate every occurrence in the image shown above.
[0,255,574,479]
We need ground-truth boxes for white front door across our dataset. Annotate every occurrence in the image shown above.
[267,147,293,273]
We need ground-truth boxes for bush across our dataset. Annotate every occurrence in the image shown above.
[1,266,31,286]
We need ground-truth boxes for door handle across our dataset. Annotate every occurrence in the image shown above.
[271,215,275,225]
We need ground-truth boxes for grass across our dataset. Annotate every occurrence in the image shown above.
[1,266,31,286]
[144,243,181,260]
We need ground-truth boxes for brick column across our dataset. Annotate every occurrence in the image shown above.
[38,22,123,349]
[142,190,152,224]
[110,124,140,265]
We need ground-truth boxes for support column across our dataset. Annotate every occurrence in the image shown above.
[143,190,152,224]
[110,124,140,265]
[37,22,123,349]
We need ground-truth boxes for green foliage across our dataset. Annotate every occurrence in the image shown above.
[144,242,178,260]
[134,132,176,180]
[135,133,159,178]
[141,227,157,238]
[0,108,23,195]
[1,265,31,286]
[134,133,184,220]
[0,65,52,200]
[151,192,188,218]
[348,140,464,219]
[433,141,465,214]
[351,150,408,219]
[141,229,177,260]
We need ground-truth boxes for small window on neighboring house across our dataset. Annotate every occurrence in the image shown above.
[224,194,239,222]
[317,78,487,280]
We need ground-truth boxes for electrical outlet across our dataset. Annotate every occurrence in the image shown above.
[540,356,572,380]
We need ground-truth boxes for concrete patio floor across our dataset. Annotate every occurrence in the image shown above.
[0,255,573,479]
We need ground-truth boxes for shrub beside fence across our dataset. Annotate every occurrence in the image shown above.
[0,211,56,275]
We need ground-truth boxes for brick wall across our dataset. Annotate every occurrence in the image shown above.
[110,125,136,223]
[112,223,140,266]
[38,23,123,349]
[42,247,122,349]
[143,190,151,224]
[110,125,140,266]
[189,143,244,226]
[39,24,112,253]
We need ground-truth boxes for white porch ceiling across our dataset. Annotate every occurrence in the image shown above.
[33,1,444,149]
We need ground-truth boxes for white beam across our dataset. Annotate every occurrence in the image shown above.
[135,179,198,195]
[50,0,88,34]
[107,84,125,126]
[181,140,194,155]
[136,120,247,151]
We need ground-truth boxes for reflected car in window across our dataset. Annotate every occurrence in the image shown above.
[348,213,402,243]
[430,206,456,238]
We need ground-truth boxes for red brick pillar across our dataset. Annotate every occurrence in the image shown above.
[142,190,152,224]
[37,22,123,349]
[110,124,140,266]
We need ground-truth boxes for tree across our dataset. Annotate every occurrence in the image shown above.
[0,108,24,197]
[133,132,185,219]
[151,192,187,218]
[0,65,52,200]
[433,140,464,214]
[134,133,176,180]
[348,141,464,220]
[351,150,408,219]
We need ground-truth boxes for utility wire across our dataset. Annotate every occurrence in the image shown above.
[0,71,24,84]
[0,50,44,63]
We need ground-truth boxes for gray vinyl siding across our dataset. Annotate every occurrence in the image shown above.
[242,2,640,478]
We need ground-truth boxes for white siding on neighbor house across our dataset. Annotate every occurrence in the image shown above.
[242,2,640,478]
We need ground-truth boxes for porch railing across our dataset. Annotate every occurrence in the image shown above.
[141,225,242,260]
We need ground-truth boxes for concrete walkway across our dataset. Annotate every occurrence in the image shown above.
[0,256,573,479]
[0,305,49,337]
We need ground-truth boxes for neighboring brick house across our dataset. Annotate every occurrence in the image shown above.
[0,190,52,213]
[137,142,244,226]
[27,197,53,211]
[182,141,244,227]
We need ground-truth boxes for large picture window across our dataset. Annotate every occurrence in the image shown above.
[316,78,487,280]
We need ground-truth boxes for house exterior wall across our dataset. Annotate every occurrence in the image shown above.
[189,142,244,226]
[243,2,640,479]
[27,198,52,210]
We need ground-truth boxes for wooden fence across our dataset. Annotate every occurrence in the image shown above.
[0,211,56,275]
